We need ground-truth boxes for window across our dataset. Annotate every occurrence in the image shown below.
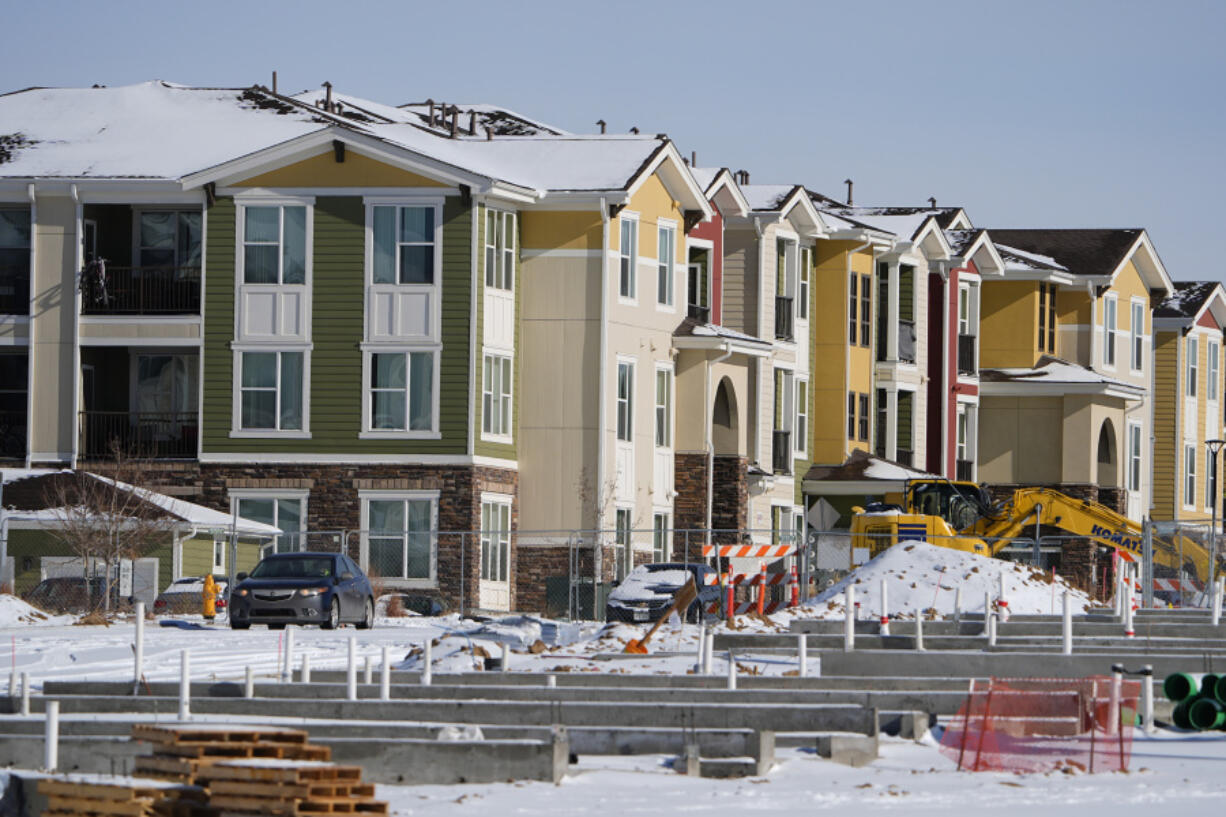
[860,274,872,347]
[365,494,437,582]
[687,251,709,316]
[847,274,857,344]
[858,393,869,442]
[484,209,515,291]
[234,495,306,555]
[239,351,304,431]
[213,539,226,573]
[1045,284,1057,353]
[1103,295,1117,367]
[1130,301,1144,372]
[958,287,970,335]
[797,247,810,320]
[847,391,856,439]
[619,217,637,299]
[369,351,434,432]
[656,224,675,306]
[654,367,671,447]
[614,507,633,580]
[794,379,808,455]
[135,354,198,416]
[242,206,306,284]
[0,209,30,315]
[480,498,511,583]
[1038,283,1052,353]
[617,361,634,442]
[652,512,669,562]
[874,388,887,458]
[957,409,969,463]
[1128,423,1142,494]
[138,211,202,270]
[1185,445,1197,508]
[482,354,512,438]
[1187,337,1199,398]
[1209,342,1220,403]
[373,205,435,284]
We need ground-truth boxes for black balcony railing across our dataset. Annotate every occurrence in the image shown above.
[896,449,913,468]
[956,458,974,481]
[0,410,26,459]
[771,429,792,475]
[0,269,30,315]
[80,266,201,315]
[898,320,916,363]
[687,303,710,323]
[958,334,977,375]
[79,411,197,460]
[774,296,794,341]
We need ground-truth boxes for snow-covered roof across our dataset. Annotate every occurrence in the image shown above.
[811,206,965,242]
[1155,280,1220,320]
[688,166,720,191]
[802,449,935,492]
[979,355,1145,400]
[993,241,1069,272]
[289,88,569,136]
[741,184,797,212]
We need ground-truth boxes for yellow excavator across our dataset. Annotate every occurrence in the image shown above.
[850,479,1214,586]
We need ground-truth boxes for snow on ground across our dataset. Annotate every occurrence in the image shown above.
[0,595,73,627]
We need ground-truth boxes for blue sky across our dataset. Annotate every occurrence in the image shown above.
[4,0,1223,282]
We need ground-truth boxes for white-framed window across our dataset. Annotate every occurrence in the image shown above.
[656,223,675,307]
[956,407,969,463]
[1209,341,1220,404]
[614,507,633,580]
[1187,336,1199,398]
[1103,294,1117,368]
[237,350,305,431]
[484,209,515,291]
[480,495,511,583]
[794,378,808,456]
[361,491,438,584]
[137,210,202,271]
[1127,422,1142,493]
[617,360,635,442]
[797,247,810,321]
[364,349,436,433]
[652,512,669,562]
[372,204,436,284]
[482,353,512,439]
[619,216,638,300]
[242,205,306,284]
[1130,300,1145,373]
[1185,444,1197,509]
[232,492,307,555]
[654,366,671,448]
[212,539,225,573]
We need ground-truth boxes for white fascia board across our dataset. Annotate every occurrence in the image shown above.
[779,190,827,238]
[706,170,751,217]
[979,381,1145,401]
[1111,230,1174,296]
[801,479,905,495]
[828,228,895,249]
[671,336,773,358]
[960,232,1006,276]
[1000,268,1077,285]
[524,190,627,210]
[912,218,951,259]
[626,142,714,219]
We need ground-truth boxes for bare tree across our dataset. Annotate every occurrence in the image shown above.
[42,445,177,614]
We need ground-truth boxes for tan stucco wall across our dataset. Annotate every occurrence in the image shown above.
[978,395,1064,484]
[29,195,76,461]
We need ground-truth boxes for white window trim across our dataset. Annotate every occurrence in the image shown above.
[1208,340,1220,407]
[359,489,440,588]
[655,218,677,311]
[616,356,636,444]
[481,350,514,444]
[483,207,517,293]
[1102,293,1118,371]
[1126,421,1142,494]
[794,377,808,458]
[1129,297,1145,373]
[479,492,513,584]
[229,489,310,555]
[1187,335,1199,399]
[358,346,442,439]
[234,198,314,344]
[651,510,670,562]
[1184,444,1198,512]
[653,363,673,450]
[617,212,639,304]
[797,245,810,323]
[229,346,312,438]
[362,198,444,344]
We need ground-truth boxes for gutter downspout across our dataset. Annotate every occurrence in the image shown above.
[705,341,734,546]
[845,238,874,458]
[24,184,35,469]
[596,198,610,587]
[752,217,765,470]
[941,264,952,476]
[70,184,81,469]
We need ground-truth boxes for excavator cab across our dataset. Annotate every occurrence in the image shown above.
[906,480,991,531]
[848,479,993,567]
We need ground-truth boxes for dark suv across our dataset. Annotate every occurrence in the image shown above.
[23,577,132,614]
[228,552,374,630]
[605,562,720,623]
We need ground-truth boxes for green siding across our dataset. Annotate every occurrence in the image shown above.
[473,203,519,461]
[900,264,915,323]
[180,536,261,578]
[898,390,914,451]
[202,196,473,454]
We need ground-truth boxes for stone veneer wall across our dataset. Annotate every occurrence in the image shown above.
[712,456,749,542]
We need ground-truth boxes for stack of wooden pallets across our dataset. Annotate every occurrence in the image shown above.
[132,726,330,784]
[37,776,207,817]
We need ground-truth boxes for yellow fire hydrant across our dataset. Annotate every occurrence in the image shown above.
[202,574,218,621]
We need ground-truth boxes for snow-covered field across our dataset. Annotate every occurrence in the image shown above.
[1,542,1221,815]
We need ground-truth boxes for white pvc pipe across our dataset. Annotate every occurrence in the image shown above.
[364,655,373,686]
[244,666,254,699]
[19,672,29,716]
[501,643,509,673]
[1107,669,1123,736]
[843,586,855,652]
[954,587,962,625]
[178,649,191,721]
[879,579,890,636]
[695,624,706,673]
[1062,590,1073,655]
[546,674,557,688]
[301,654,311,684]
[915,610,925,652]
[797,633,807,677]
[133,602,144,693]
[987,612,997,647]
[1124,566,1136,637]
[346,637,357,701]
[283,629,295,683]
[984,590,992,628]
[43,700,58,771]
[421,640,432,687]
[704,631,714,675]
[380,646,390,701]
[1142,664,1155,734]
[726,650,736,690]
[1212,577,1223,627]
[998,572,1007,622]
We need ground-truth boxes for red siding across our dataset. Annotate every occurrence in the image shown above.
[1197,309,1220,330]
[926,270,947,474]
[689,197,724,324]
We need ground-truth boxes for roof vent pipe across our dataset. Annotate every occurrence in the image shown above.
[485,127,493,141]
[468,110,477,136]
[928,196,937,208]
[450,106,459,138]
[630,126,639,134]
[427,99,435,126]
[844,178,853,205]
[272,71,277,95]
[597,119,606,134]
[691,150,697,167]
[323,81,333,113]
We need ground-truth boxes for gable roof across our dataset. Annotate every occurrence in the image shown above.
[979,355,1145,401]
[740,184,826,235]
[809,205,968,242]
[1154,280,1226,330]
[690,167,750,218]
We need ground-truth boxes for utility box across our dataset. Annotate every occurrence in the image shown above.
[544,577,612,621]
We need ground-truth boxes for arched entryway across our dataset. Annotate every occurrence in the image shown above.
[1096,418,1117,488]
[712,377,739,455]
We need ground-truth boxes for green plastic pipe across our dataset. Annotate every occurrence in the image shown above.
[1172,700,1193,730]
[1202,673,1220,696]
[1164,672,1198,702]
[1189,697,1226,730]
[1214,675,1226,706]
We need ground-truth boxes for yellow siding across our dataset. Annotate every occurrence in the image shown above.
[521,210,603,251]
[980,281,1040,368]
[233,150,449,188]
[610,174,684,261]
[1152,330,1178,520]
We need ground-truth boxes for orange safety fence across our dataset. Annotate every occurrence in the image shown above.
[938,676,1140,773]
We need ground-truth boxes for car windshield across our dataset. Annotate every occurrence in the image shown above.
[250,557,334,579]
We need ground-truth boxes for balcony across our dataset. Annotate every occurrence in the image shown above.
[79,411,197,460]
[958,334,977,375]
[771,429,792,475]
[898,320,916,363]
[956,459,974,481]
[774,296,794,341]
[0,411,26,459]
[0,270,29,315]
[687,303,710,323]
[80,266,201,315]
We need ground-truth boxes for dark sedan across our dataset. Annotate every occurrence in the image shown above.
[605,562,720,623]
[228,552,374,630]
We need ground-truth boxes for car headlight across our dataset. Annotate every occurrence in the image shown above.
[298,587,329,597]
